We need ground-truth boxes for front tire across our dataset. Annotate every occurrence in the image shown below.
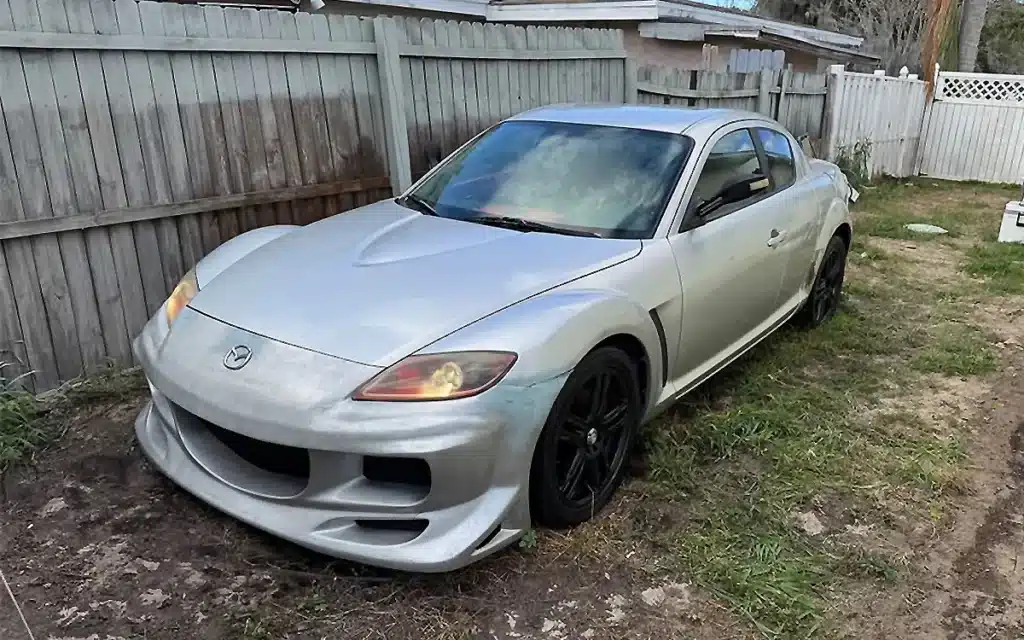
[795,234,847,328]
[529,347,642,529]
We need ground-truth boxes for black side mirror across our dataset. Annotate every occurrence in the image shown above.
[693,173,771,218]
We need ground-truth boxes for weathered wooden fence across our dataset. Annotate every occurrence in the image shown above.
[0,0,627,390]
[918,70,1024,183]
[824,66,928,179]
[636,64,829,140]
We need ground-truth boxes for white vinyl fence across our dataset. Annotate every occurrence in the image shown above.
[825,66,929,179]
[918,71,1024,183]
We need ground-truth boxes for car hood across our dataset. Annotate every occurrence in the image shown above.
[190,200,641,366]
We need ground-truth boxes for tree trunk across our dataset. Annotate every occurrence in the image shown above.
[958,0,990,71]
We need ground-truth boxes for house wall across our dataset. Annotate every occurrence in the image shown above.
[621,26,827,72]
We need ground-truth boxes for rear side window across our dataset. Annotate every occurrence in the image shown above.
[756,128,796,190]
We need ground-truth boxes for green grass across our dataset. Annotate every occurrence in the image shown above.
[634,180,1009,638]
[643,310,940,636]
[912,324,998,376]
[0,361,47,470]
[851,179,1016,243]
[965,242,1024,294]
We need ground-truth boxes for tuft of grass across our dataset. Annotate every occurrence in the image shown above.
[0,361,49,470]
[835,140,871,187]
[912,324,998,376]
[965,242,1024,294]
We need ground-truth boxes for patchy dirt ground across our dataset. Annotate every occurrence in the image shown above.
[2,180,1024,640]
[0,393,752,640]
[839,348,1024,639]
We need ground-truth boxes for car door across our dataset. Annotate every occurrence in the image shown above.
[667,126,792,382]
[753,127,820,307]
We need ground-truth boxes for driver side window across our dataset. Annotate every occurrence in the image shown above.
[687,129,765,221]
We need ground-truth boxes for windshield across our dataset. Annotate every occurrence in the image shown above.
[406,120,693,239]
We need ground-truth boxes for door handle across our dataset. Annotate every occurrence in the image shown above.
[767,229,787,247]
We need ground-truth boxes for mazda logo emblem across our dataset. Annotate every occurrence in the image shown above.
[223,345,253,370]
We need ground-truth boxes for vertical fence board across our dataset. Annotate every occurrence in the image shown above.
[0,244,28,381]
[358,17,390,205]
[318,15,358,211]
[441,21,467,151]
[113,0,179,307]
[163,2,222,251]
[206,5,260,233]
[37,0,107,372]
[528,26,543,107]
[495,24,514,117]
[259,9,303,223]
[226,8,279,227]
[6,0,83,382]
[420,20,449,161]
[282,13,324,220]
[336,15,381,205]
[139,1,204,274]
[0,88,52,385]
[184,4,239,241]
[404,19,430,176]
[73,0,148,344]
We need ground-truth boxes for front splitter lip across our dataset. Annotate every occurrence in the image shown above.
[135,401,526,573]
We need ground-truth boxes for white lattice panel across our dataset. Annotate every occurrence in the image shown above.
[937,73,1024,104]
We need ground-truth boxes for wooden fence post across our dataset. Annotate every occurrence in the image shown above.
[373,17,412,195]
[756,68,772,115]
[775,65,792,120]
[913,64,940,175]
[824,64,846,161]
[624,57,638,104]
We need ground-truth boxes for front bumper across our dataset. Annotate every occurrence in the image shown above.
[134,307,565,572]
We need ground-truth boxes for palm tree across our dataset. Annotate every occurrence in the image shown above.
[958,0,990,70]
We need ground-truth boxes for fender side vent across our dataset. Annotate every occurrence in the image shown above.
[649,308,669,384]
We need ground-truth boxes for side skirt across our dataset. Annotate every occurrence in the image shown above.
[645,293,806,423]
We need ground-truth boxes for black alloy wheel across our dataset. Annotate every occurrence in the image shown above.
[796,234,847,328]
[530,347,642,528]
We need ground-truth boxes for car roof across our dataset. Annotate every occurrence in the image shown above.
[506,104,778,135]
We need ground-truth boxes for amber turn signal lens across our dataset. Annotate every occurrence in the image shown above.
[165,268,199,326]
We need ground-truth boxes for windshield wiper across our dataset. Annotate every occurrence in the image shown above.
[398,193,438,216]
[471,215,600,238]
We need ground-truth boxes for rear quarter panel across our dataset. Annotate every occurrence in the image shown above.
[806,159,854,264]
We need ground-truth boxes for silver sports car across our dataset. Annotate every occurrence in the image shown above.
[135,105,854,572]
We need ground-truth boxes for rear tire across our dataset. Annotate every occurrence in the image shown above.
[529,347,642,528]
[795,234,847,328]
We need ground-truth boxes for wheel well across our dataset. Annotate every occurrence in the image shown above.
[592,334,649,402]
[835,222,852,249]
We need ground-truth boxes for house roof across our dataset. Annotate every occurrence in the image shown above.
[638,20,879,65]
[333,0,865,50]
[486,0,862,47]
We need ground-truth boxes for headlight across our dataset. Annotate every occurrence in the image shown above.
[353,351,517,401]
[165,268,199,326]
